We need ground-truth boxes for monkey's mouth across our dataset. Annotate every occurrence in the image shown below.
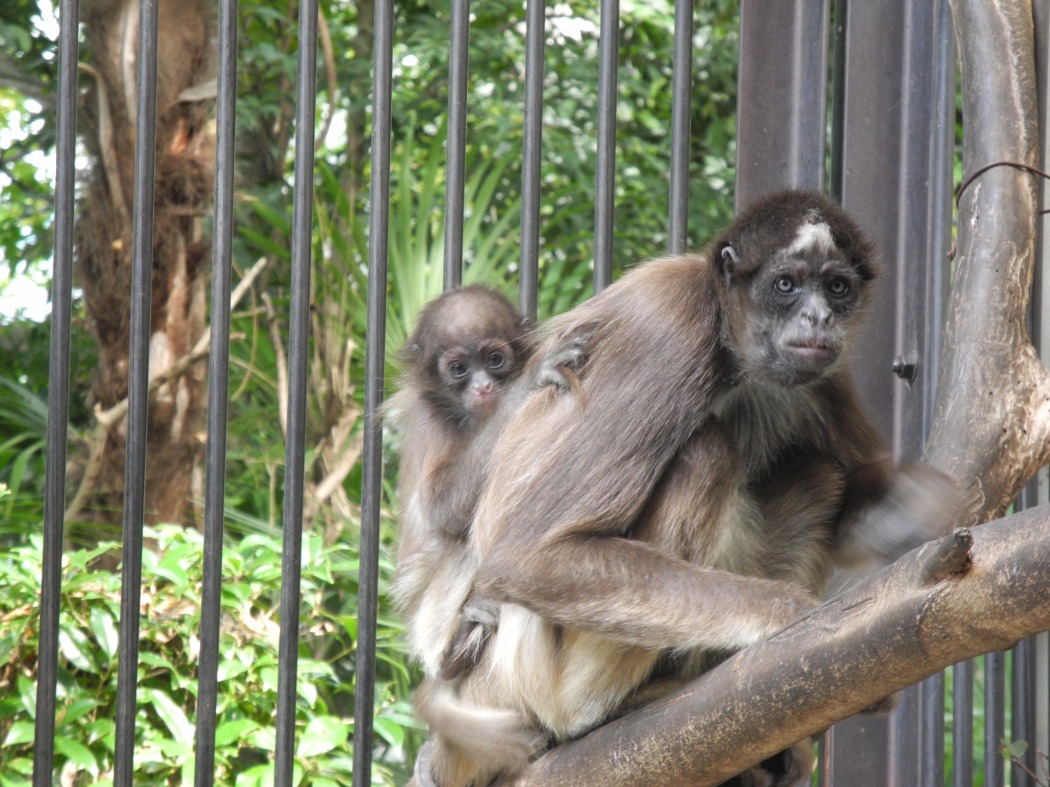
[783,339,839,363]
[468,391,499,416]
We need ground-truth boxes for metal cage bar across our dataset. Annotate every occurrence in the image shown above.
[113,0,161,780]
[519,0,546,319]
[952,659,975,787]
[352,0,395,782]
[985,651,1007,787]
[443,0,471,290]
[592,0,619,292]
[736,0,829,209]
[667,0,693,255]
[32,0,80,781]
[192,0,240,780]
[273,0,320,781]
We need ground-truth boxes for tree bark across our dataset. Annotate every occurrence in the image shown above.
[73,0,215,532]
[924,0,1050,518]
[508,507,1050,786]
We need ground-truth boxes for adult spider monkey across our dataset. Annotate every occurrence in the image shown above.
[411,192,965,786]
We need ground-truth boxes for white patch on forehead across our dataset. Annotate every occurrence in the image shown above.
[788,221,836,256]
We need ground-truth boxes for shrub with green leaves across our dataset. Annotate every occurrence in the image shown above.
[0,525,417,786]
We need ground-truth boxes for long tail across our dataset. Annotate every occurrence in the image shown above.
[413,680,545,786]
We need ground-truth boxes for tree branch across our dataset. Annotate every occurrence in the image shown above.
[925,0,1050,517]
[508,506,1050,786]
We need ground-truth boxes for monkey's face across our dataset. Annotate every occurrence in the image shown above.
[718,217,870,387]
[435,340,517,421]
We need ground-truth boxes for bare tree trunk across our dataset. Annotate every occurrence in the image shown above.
[73,0,215,533]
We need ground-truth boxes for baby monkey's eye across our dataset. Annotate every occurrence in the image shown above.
[774,276,797,294]
[486,352,507,371]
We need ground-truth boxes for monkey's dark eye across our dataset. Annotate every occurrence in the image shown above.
[486,352,507,371]
[827,278,851,297]
[448,361,469,379]
[774,277,797,294]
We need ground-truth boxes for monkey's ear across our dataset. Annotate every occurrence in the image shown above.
[408,342,423,357]
[717,242,742,281]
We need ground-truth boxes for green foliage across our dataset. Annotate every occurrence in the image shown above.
[0,0,60,274]
[0,525,416,785]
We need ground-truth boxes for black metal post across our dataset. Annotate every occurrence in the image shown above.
[193,0,239,780]
[113,0,161,782]
[32,0,80,781]
[352,0,394,782]
[273,0,319,781]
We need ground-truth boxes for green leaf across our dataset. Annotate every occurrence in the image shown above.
[58,626,98,673]
[372,716,405,749]
[295,716,347,758]
[236,763,275,787]
[58,698,100,727]
[89,606,119,661]
[146,689,195,746]
[1001,738,1029,758]
[2,720,34,746]
[215,718,259,747]
[53,736,97,769]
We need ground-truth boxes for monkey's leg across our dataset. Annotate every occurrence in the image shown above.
[414,680,543,787]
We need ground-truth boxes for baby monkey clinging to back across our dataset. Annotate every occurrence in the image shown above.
[389,284,535,680]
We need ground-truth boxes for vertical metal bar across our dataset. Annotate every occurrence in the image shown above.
[352,0,393,783]
[592,0,619,292]
[920,674,945,786]
[915,4,954,782]
[192,0,239,781]
[827,0,846,201]
[985,651,1007,787]
[112,0,160,782]
[273,0,319,781]
[952,659,974,787]
[736,0,829,209]
[32,0,79,783]
[667,0,693,254]
[1012,638,1035,787]
[519,0,545,320]
[443,0,470,291]
[831,0,951,782]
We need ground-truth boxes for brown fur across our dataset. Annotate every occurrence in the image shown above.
[389,286,535,679]
[415,192,965,786]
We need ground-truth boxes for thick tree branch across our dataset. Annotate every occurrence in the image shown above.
[508,506,1050,786]
[925,0,1050,515]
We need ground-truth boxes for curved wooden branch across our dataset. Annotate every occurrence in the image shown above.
[925,0,1050,517]
[507,507,1050,786]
